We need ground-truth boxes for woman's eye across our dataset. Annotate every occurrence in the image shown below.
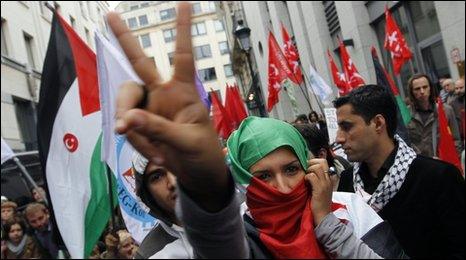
[256,172,271,181]
[285,166,298,174]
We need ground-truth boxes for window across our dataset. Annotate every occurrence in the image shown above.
[194,45,212,60]
[168,52,174,65]
[141,2,149,8]
[224,64,233,77]
[138,15,148,26]
[140,34,151,48]
[69,15,76,29]
[160,8,176,21]
[23,33,36,69]
[163,28,176,42]
[214,20,224,32]
[128,17,137,29]
[219,41,229,55]
[192,3,202,15]
[130,5,139,11]
[198,67,217,82]
[191,22,206,36]
[208,1,216,12]
[2,19,8,56]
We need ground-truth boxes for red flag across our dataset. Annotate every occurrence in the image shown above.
[437,98,462,173]
[267,32,296,111]
[231,84,248,126]
[339,39,365,90]
[327,49,350,95]
[384,7,412,75]
[281,23,303,85]
[210,91,234,140]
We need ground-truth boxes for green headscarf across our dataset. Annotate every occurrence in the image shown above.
[227,116,309,185]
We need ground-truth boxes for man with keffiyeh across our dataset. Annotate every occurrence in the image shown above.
[336,85,465,259]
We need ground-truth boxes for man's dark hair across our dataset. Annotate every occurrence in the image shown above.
[295,114,309,123]
[293,123,334,165]
[333,84,397,138]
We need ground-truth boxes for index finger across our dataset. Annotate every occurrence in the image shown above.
[106,12,160,88]
[173,2,195,84]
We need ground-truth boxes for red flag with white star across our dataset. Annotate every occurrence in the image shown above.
[384,7,412,75]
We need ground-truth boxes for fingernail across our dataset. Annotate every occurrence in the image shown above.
[115,119,125,132]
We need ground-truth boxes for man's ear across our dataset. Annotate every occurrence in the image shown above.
[373,114,386,135]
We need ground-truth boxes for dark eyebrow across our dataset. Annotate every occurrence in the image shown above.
[338,120,353,127]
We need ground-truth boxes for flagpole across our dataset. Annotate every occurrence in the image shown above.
[12,157,49,206]
[106,164,116,232]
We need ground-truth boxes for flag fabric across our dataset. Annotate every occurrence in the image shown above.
[327,49,349,96]
[37,12,116,258]
[95,31,157,244]
[225,84,247,128]
[371,47,412,144]
[210,91,234,139]
[308,64,334,106]
[267,31,297,112]
[232,84,248,123]
[384,7,412,75]
[339,39,365,89]
[1,138,14,165]
[281,23,303,85]
[436,98,462,172]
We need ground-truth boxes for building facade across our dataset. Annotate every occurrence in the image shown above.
[115,1,237,107]
[221,1,465,122]
[1,1,109,151]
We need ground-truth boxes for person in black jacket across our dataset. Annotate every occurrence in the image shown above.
[334,84,464,259]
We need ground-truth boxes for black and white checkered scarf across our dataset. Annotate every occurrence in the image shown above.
[353,135,417,212]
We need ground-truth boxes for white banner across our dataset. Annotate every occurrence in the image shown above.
[95,31,156,244]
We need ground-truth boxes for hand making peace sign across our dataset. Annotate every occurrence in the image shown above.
[107,2,230,211]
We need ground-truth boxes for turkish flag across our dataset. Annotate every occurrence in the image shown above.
[267,32,296,111]
[327,49,350,96]
[339,39,365,90]
[225,84,247,128]
[384,7,412,75]
[281,23,303,85]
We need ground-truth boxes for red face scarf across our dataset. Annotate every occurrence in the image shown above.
[247,177,327,259]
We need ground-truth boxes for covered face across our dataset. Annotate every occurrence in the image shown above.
[226,117,326,259]
[227,116,308,191]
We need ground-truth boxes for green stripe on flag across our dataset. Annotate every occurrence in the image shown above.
[395,95,412,125]
[84,133,118,258]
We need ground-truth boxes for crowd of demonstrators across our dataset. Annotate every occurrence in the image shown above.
[105,3,410,259]
[406,74,463,158]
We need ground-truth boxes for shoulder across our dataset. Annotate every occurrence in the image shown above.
[137,224,177,258]
[409,156,464,184]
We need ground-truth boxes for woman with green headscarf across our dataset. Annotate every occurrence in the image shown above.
[226,116,388,258]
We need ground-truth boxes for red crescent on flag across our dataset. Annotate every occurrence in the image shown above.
[63,133,79,152]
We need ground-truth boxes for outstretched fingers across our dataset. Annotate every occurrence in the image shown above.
[106,12,160,89]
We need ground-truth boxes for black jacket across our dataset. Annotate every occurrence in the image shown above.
[338,156,465,259]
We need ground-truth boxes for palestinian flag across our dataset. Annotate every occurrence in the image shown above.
[371,47,412,144]
[37,12,117,258]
